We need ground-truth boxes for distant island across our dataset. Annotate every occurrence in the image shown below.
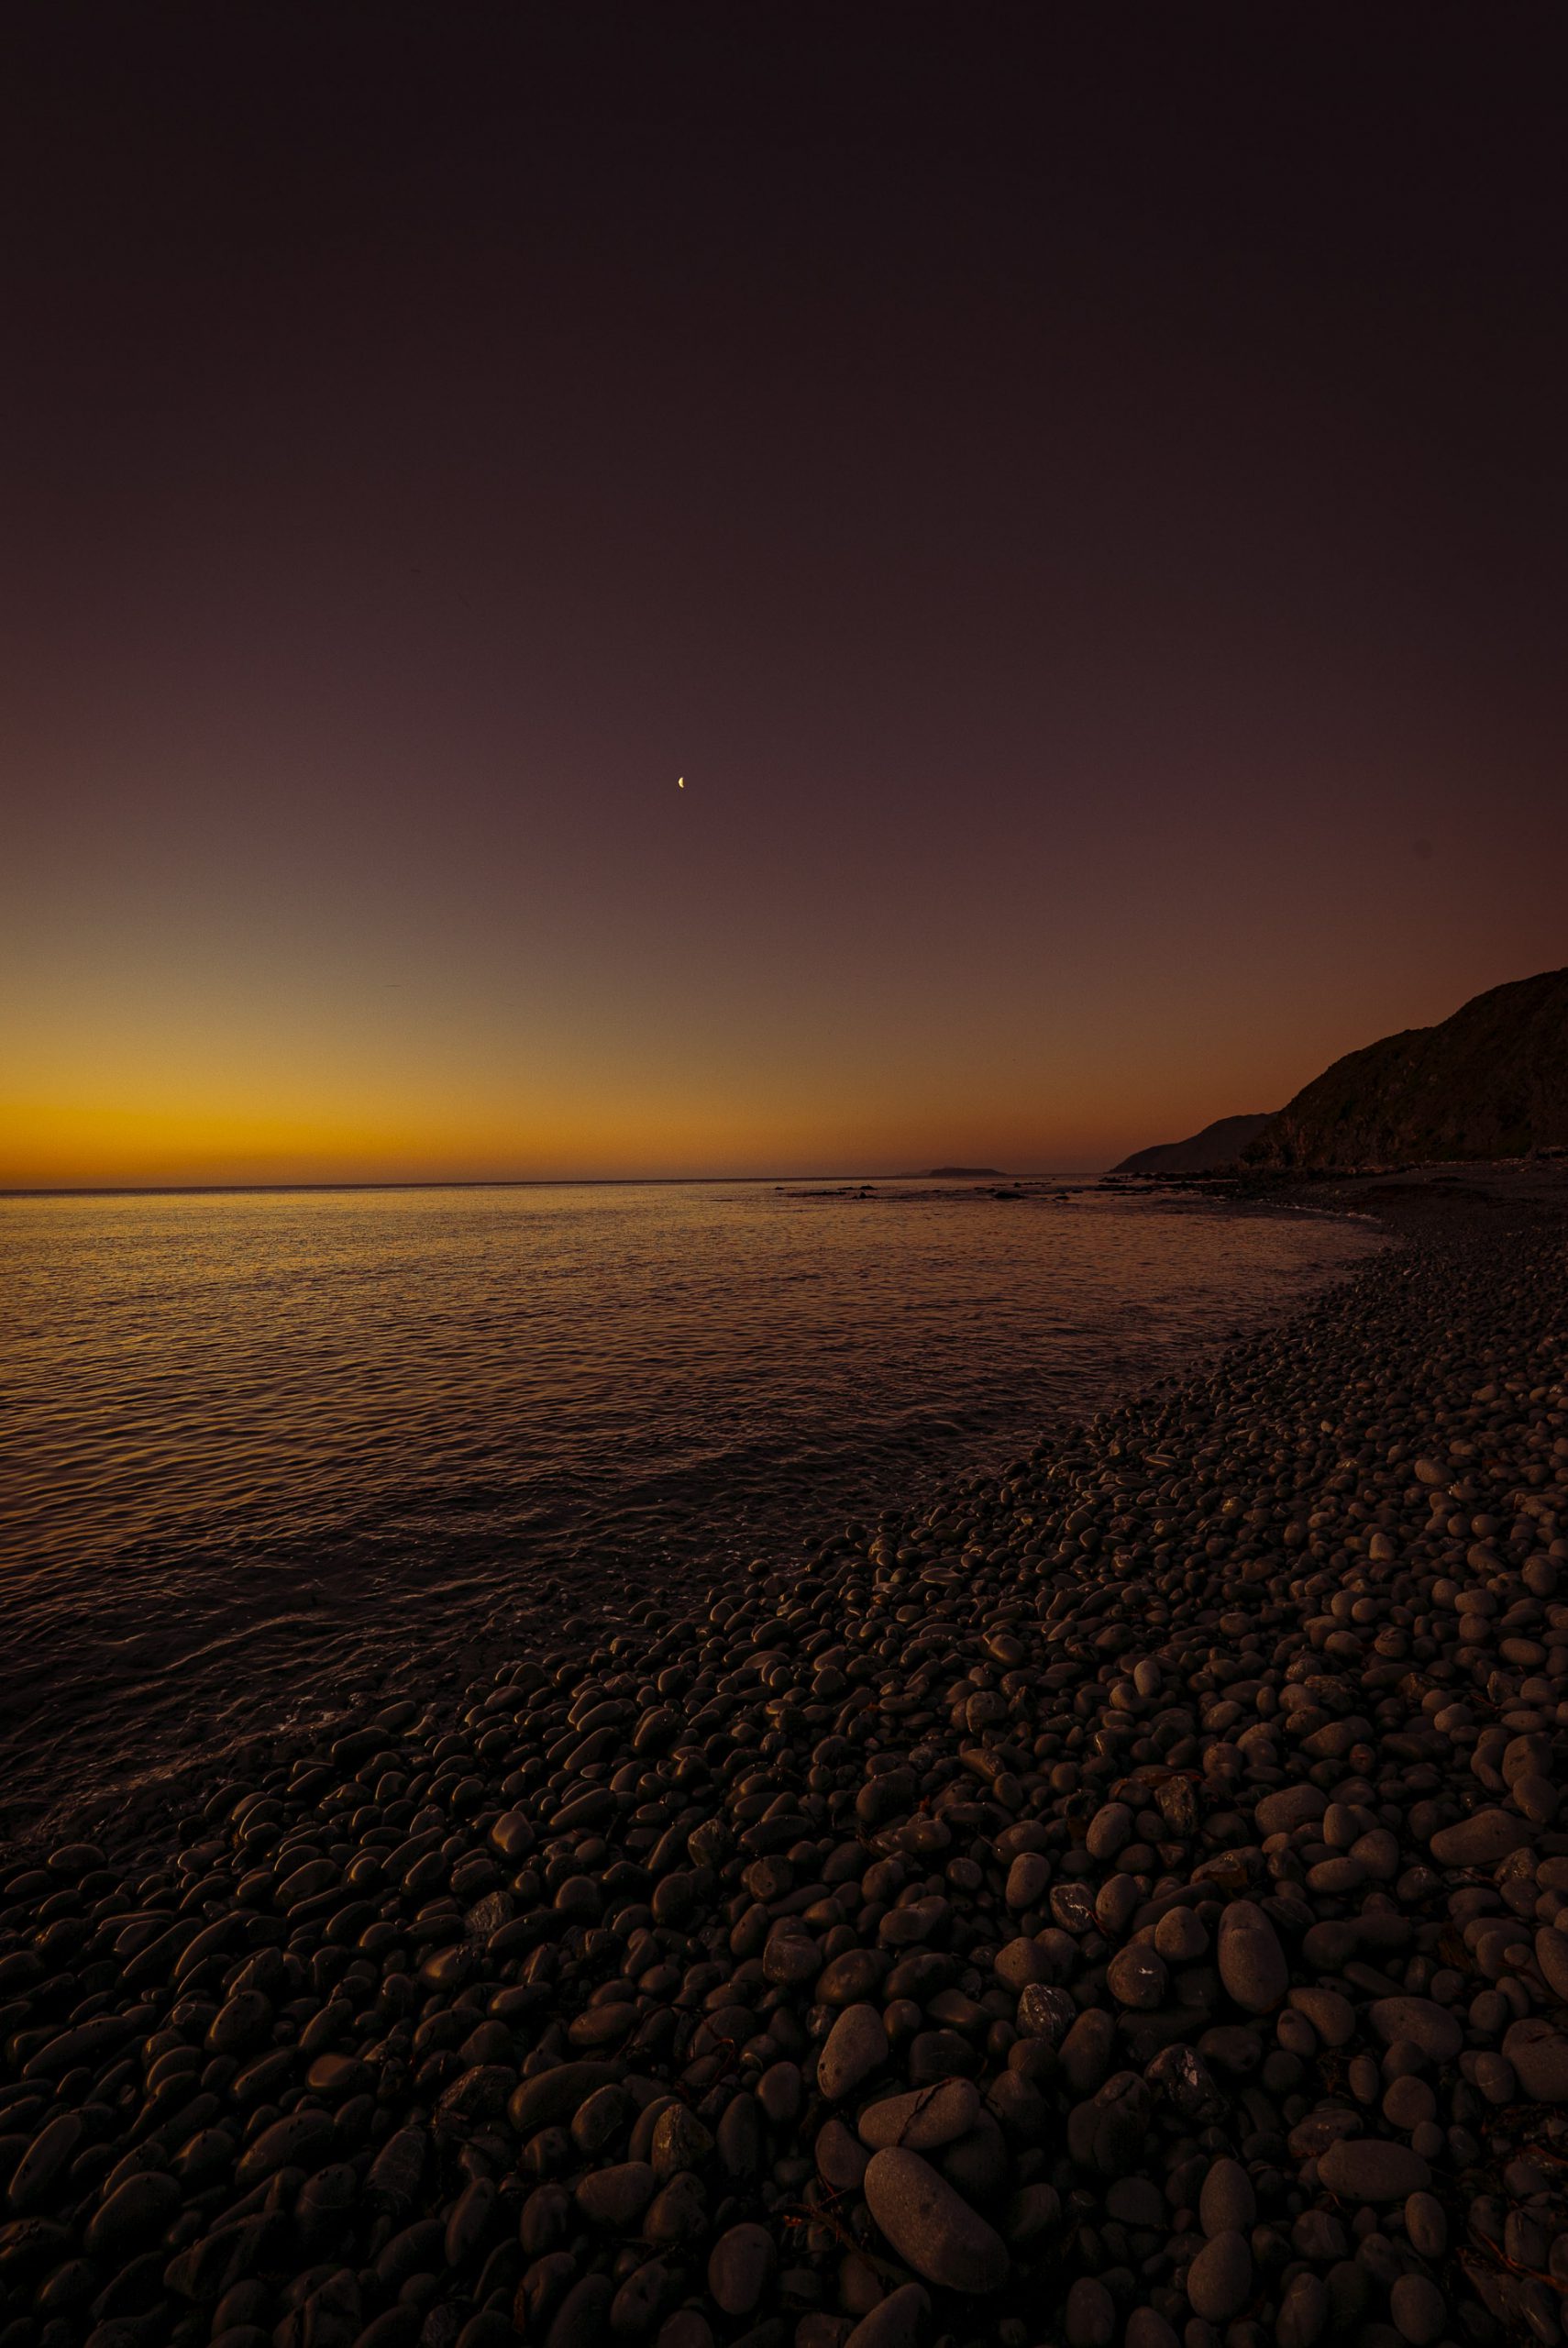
[1113,964,1568,1176]
[897,1165,1006,1179]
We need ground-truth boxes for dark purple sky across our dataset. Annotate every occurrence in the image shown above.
[5,6,1565,1181]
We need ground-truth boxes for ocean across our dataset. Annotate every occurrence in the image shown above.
[0,1178,1382,1838]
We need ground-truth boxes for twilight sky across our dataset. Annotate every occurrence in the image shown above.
[4,6,1565,1186]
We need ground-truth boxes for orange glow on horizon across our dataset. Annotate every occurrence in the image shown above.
[5,941,1561,1191]
[6,12,1568,1201]
[0,1080,1128,1191]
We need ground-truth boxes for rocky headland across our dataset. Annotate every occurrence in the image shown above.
[1111,1124,1276,1181]
[1115,967,1568,1178]
[4,1177,1568,2348]
[1245,970,1568,1173]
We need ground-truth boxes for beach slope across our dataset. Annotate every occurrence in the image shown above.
[3,1172,1566,2346]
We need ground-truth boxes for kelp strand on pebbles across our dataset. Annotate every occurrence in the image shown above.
[4,1195,1568,2348]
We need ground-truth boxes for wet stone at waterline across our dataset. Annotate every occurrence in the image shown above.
[1,1198,1567,2348]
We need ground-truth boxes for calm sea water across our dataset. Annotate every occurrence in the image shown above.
[2,1180,1382,1840]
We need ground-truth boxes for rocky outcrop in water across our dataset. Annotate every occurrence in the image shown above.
[3,1189,1568,2348]
[893,1170,1006,1181]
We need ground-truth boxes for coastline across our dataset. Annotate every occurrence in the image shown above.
[0,1184,1377,1855]
[3,1168,1567,2348]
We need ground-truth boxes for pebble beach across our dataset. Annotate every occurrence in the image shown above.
[5,1173,1568,2348]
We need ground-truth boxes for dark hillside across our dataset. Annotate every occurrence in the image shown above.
[1246,968,1568,1170]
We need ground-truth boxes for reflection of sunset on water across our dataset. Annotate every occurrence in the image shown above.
[0,1177,1381,1831]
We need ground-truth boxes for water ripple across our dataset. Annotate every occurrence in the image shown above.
[1,1180,1382,1839]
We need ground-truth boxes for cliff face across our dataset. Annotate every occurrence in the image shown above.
[1111,1113,1275,1176]
[1244,967,1568,1170]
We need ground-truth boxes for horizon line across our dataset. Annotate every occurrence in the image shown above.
[1,1168,1107,1201]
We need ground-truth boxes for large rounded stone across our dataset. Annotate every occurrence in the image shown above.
[1066,2276,1117,2347]
[1317,2138,1430,2198]
[1366,1998,1462,2065]
[1404,2191,1446,2258]
[547,2276,615,2342]
[5,2115,83,2215]
[509,2061,620,2138]
[1187,2228,1252,2320]
[1391,2275,1446,2346]
[818,2003,889,2101]
[1086,1802,1133,1859]
[1276,2271,1329,2348]
[1217,1900,1287,2012]
[1428,1809,1532,1866]
[84,2171,181,2257]
[1536,1928,1568,2004]
[995,1936,1052,1992]
[845,2283,931,2348]
[1154,1905,1208,1963]
[1107,1943,1167,2010]
[857,2079,979,2151]
[1198,2156,1255,2237]
[1289,1986,1354,2046]
[820,1950,887,2006]
[575,2161,655,2228]
[1006,1851,1051,1910]
[1513,1774,1558,1823]
[235,2110,333,2183]
[1503,2018,1568,2100]
[863,2147,1008,2292]
[706,2221,776,2317]
[1254,1785,1327,1838]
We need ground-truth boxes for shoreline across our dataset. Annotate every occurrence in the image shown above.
[3,1172,1567,2348]
[1,1186,1377,1860]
